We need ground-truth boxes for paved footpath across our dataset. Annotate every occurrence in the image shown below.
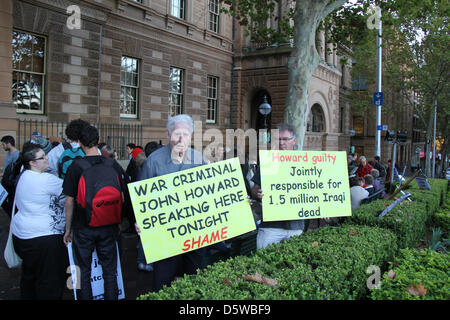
[0,208,153,300]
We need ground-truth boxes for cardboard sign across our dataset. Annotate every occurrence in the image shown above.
[67,242,125,300]
[128,157,256,263]
[415,176,431,190]
[0,183,7,206]
[259,150,352,221]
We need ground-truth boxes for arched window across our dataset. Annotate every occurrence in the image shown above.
[307,104,325,132]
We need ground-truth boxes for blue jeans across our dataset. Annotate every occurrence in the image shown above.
[72,225,119,300]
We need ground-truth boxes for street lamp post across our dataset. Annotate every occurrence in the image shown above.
[259,95,272,144]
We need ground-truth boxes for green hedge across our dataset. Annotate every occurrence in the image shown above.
[138,225,397,300]
[371,248,450,300]
[137,179,448,300]
[433,198,450,231]
[344,199,428,249]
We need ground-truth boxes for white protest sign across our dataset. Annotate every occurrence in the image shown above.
[67,242,125,300]
[0,183,8,206]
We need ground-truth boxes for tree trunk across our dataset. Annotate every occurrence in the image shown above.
[283,0,346,150]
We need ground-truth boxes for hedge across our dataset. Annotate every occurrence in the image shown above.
[138,225,397,300]
[432,197,450,231]
[371,248,450,300]
[345,179,448,249]
[138,179,448,300]
[344,199,428,249]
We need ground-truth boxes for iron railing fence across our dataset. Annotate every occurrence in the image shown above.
[17,119,142,160]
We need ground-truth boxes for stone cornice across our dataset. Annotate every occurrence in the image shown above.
[20,0,109,24]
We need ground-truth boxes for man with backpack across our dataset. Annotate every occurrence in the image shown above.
[62,125,127,300]
[47,119,89,177]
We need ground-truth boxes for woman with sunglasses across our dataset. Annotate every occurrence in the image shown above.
[10,142,68,300]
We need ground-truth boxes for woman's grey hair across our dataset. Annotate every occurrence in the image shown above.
[359,156,367,162]
[167,114,194,134]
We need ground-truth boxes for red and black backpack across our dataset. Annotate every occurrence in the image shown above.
[76,157,123,227]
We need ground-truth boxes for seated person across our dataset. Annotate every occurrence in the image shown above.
[364,174,375,196]
[370,169,383,193]
[350,176,369,210]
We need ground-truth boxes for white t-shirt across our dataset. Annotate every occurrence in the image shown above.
[11,170,66,239]
[350,186,369,210]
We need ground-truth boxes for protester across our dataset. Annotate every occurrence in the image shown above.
[126,143,136,160]
[350,176,369,210]
[251,123,304,249]
[100,144,115,159]
[373,156,386,178]
[1,135,20,216]
[30,132,53,154]
[63,125,128,300]
[356,156,373,178]
[1,135,19,171]
[126,147,144,183]
[347,154,357,175]
[137,114,207,292]
[364,174,375,196]
[47,118,89,176]
[386,159,400,182]
[11,142,68,299]
[370,169,383,193]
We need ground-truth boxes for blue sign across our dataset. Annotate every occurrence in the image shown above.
[377,125,388,131]
[373,92,384,106]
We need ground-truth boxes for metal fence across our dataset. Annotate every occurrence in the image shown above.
[17,119,142,160]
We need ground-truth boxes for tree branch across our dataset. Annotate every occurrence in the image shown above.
[321,0,347,21]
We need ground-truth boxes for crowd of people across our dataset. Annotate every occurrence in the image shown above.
[1,114,404,300]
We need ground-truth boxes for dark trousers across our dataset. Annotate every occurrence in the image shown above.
[72,225,119,300]
[13,234,68,300]
[152,248,206,292]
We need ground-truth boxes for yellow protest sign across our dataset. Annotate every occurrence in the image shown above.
[127,157,256,263]
[259,150,351,221]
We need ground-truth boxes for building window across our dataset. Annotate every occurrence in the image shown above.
[353,116,364,135]
[120,56,139,118]
[171,0,186,20]
[208,0,220,33]
[169,67,184,116]
[307,104,325,132]
[207,76,218,123]
[12,30,46,114]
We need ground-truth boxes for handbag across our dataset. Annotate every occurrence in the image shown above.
[4,195,22,268]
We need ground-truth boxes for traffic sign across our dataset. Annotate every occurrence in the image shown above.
[373,92,384,106]
[377,125,388,131]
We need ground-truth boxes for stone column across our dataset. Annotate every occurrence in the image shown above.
[0,0,17,171]
[319,30,326,61]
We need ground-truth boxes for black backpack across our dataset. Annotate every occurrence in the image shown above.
[76,157,123,227]
[58,142,85,179]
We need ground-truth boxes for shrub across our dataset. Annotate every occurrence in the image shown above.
[344,198,429,249]
[138,225,397,300]
[432,197,450,231]
[137,179,447,301]
[371,248,450,300]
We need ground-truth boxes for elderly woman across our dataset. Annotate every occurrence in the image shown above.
[356,155,373,178]
[11,142,68,300]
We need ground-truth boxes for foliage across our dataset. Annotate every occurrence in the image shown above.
[138,179,447,300]
[427,227,449,253]
[371,248,450,300]
[344,198,429,249]
[432,197,450,231]
[138,225,397,300]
